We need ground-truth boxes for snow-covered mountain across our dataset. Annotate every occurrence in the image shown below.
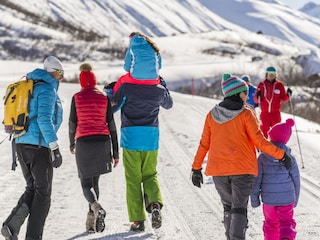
[1,0,320,57]
[300,2,320,18]
[0,6,317,101]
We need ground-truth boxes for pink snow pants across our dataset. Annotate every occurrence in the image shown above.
[262,203,296,240]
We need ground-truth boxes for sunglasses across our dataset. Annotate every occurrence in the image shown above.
[53,68,64,76]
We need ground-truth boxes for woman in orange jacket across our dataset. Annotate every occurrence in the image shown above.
[191,73,292,240]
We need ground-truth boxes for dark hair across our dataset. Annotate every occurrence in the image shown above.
[129,32,160,55]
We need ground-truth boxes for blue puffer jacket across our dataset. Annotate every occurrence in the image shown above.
[113,83,172,151]
[123,34,161,80]
[247,84,257,108]
[15,69,63,148]
[251,143,300,207]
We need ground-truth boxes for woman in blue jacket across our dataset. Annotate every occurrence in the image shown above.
[1,56,64,240]
[251,118,300,240]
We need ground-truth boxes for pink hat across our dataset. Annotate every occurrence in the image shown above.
[268,118,295,144]
[79,71,96,88]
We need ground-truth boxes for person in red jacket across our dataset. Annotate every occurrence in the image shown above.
[254,66,292,137]
[69,63,119,233]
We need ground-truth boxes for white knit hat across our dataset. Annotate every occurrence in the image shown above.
[43,56,63,72]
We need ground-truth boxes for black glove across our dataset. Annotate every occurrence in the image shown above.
[160,76,166,87]
[287,88,292,97]
[104,81,116,90]
[279,152,292,169]
[191,168,203,188]
[104,81,116,98]
[51,148,62,168]
[256,90,261,98]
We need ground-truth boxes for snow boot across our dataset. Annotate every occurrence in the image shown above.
[130,221,145,232]
[1,202,29,240]
[229,213,248,240]
[85,211,95,233]
[90,201,106,232]
[151,202,162,229]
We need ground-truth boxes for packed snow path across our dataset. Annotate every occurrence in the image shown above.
[0,83,320,239]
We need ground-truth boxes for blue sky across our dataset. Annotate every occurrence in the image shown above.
[281,0,320,9]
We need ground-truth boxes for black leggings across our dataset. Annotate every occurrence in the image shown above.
[80,176,100,212]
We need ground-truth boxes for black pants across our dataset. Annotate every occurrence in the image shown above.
[80,176,100,212]
[213,174,255,240]
[16,144,53,239]
[213,175,255,210]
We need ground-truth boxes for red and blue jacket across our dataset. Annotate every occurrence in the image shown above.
[113,83,173,151]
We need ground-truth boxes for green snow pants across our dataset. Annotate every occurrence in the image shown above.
[123,149,163,222]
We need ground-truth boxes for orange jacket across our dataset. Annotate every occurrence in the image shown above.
[192,106,285,177]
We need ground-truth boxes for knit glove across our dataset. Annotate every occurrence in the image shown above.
[191,168,203,188]
[49,142,63,168]
[279,152,292,169]
[287,88,293,97]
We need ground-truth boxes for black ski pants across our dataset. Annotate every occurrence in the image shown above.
[16,144,53,240]
[213,174,255,240]
[213,174,255,211]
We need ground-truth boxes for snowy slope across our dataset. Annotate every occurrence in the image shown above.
[0,81,320,240]
[1,0,320,56]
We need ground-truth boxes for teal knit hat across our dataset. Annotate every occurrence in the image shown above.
[221,74,248,97]
[266,66,276,74]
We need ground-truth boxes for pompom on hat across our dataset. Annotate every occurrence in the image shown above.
[79,71,96,88]
[222,73,232,81]
[268,118,295,144]
[221,73,248,97]
[44,56,63,72]
[79,62,96,88]
[79,62,92,71]
[241,75,250,82]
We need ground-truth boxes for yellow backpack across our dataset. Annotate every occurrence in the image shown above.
[3,77,34,139]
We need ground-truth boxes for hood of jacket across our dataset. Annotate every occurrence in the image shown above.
[130,34,148,47]
[211,97,245,124]
[26,68,59,90]
[211,104,244,124]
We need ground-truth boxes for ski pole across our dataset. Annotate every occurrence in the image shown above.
[0,135,9,144]
[288,97,305,169]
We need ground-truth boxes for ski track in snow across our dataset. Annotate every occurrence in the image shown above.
[0,84,320,239]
